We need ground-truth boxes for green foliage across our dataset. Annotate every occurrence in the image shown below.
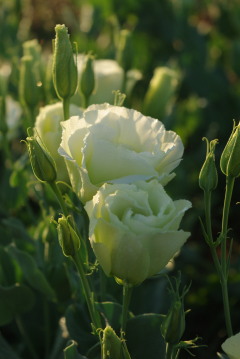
[0,284,35,325]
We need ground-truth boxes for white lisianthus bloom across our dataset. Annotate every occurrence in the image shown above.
[74,57,141,105]
[85,180,191,285]
[59,104,184,203]
[222,333,240,359]
[35,102,82,182]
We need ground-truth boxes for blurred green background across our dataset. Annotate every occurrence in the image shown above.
[1,0,240,358]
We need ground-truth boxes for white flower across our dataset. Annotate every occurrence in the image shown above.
[35,102,82,182]
[85,180,191,285]
[59,104,184,202]
[222,333,240,359]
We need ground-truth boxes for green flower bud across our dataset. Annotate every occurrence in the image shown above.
[19,56,40,110]
[161,276,188,345]
[25,131,57,183]
[220,121,240,178]
[116,29,132,73]
[52,24,78,100]
[23,39,44,97]
[102,326,131,359]
[80,54,95,100]
[57,215,80,257]
[23,39,41,62]
[161,299,185,345]
[143,67,179,120]
[45,55,57,101]
[199,138,218,192]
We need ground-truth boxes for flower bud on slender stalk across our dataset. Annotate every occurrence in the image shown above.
[143,67,179,120]
[80,54,95,108]
[199,138,218,193]
[23,39,41,62]
[23,39,45,102]
[116,29,132,73]
[25,130,57,183]
[52,24,78,120]
[220,121,240,178]
[116,29,132,92]
[161,276,188,346]
[19,56,40,115]
[57,215,80,257]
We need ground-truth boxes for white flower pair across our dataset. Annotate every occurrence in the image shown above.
[35,102,191,285]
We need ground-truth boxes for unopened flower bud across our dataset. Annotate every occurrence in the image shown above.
[220,121,240,178]
[116,29,132,73]
[102,326,131,359]
[80,54,95,101]
[25,131,57,183]
[57,215,80,257]
[161,276,188,345]
[19,56,40,110]
[52,24,78,100]
[143,67,179,120]
[199,138,218,192]
[161,299,185,345]
[23,39,41,62]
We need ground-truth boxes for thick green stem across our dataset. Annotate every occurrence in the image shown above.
[220,175,234,337]
[72,253,102,331]
[221,277,233,337]
[221,176,235,274]
[121,283,132,338]
[63,97,70,121]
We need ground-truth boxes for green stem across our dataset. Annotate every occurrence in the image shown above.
[16,315,38,359]
[63,97,70,121]
[204,191,221,276]
[121,283,132,338]
[221,277,233,337]
[204,183,233,337]
[72,252,102,331]
[83,94,89,109]
[221,175,235,274]
[166,342,174,359]
[49,181,68,216]
[121,71,127,94]
[220,175,234,337]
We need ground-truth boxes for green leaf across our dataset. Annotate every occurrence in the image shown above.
[96,301,122,329]
[65,304,97,354]
[0,284,35,325]
[126,314,166,359]
[7,245,56,301]
[0,333,21,359]
[64,340,88,359]
[0,246,20,286]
